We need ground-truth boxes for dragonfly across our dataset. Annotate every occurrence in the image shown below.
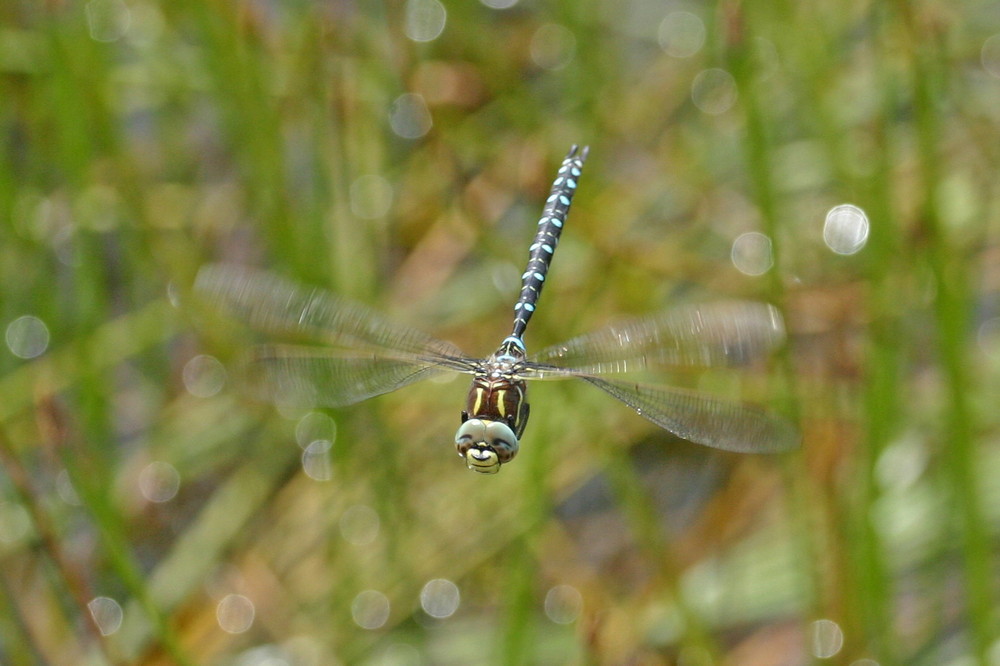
[195,145,798,474]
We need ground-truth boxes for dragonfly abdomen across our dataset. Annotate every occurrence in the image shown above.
[511,145,589,339]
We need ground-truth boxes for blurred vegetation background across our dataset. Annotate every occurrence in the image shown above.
[2,0,1000,664]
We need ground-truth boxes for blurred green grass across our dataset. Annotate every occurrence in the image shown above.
[2,1,1000,664]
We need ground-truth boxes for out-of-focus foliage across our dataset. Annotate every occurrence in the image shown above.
[1,0,999,664]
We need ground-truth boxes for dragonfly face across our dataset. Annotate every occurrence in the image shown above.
[455,337,530,474]
[455,418,520,474]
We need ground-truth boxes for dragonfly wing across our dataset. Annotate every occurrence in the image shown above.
[529,302,786,375]
[195,264,464,360]
[582,377,799,453]
[242,344,460,408]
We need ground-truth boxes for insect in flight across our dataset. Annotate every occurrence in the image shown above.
[195,145,798,474]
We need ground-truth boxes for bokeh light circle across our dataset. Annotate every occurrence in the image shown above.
[182,354,226,398]
[88,597,124,636]
[823,204,869,255]
[544,584,583,624]
[295,412,338,449]
[731,232,774,276]
[389,93,433,139]
[420,579,460,619]
[6,315,50,359]
[217,594,255,634]
[658,11,706,58]
[404,0,446,43]
[810,618,845,658]
[691,69,738,115]
[982,34,1000,78]
[302,439,333,481]
[139,461,181,503]
[352,590,390,629]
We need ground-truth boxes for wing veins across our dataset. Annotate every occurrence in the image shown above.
[582,377,799,453]
[195,264,464,360]
[241,344,469,408]
[529,301,786,375]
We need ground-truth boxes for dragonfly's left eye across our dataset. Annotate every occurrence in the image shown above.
[455,419,520,474]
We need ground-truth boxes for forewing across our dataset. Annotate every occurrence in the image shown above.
[242,344,454,408]
[195,264,464,360]
[194,265,474,408]
[528,302,785,377]
[583,377,799,453]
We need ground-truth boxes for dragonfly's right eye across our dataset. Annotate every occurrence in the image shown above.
[455,419,520,474]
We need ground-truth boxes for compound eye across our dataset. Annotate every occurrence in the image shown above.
[484,421,519,463]
[455,419,487,456]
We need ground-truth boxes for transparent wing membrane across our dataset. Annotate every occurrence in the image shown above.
[582,377,799,453]
[528,302,786,377]
[244,345,455,408]
[195,265,474,407]
[196,264,465,360]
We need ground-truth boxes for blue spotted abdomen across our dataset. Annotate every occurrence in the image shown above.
[510,145,589,340]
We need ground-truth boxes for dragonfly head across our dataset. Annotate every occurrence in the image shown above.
[454,418,519,474]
